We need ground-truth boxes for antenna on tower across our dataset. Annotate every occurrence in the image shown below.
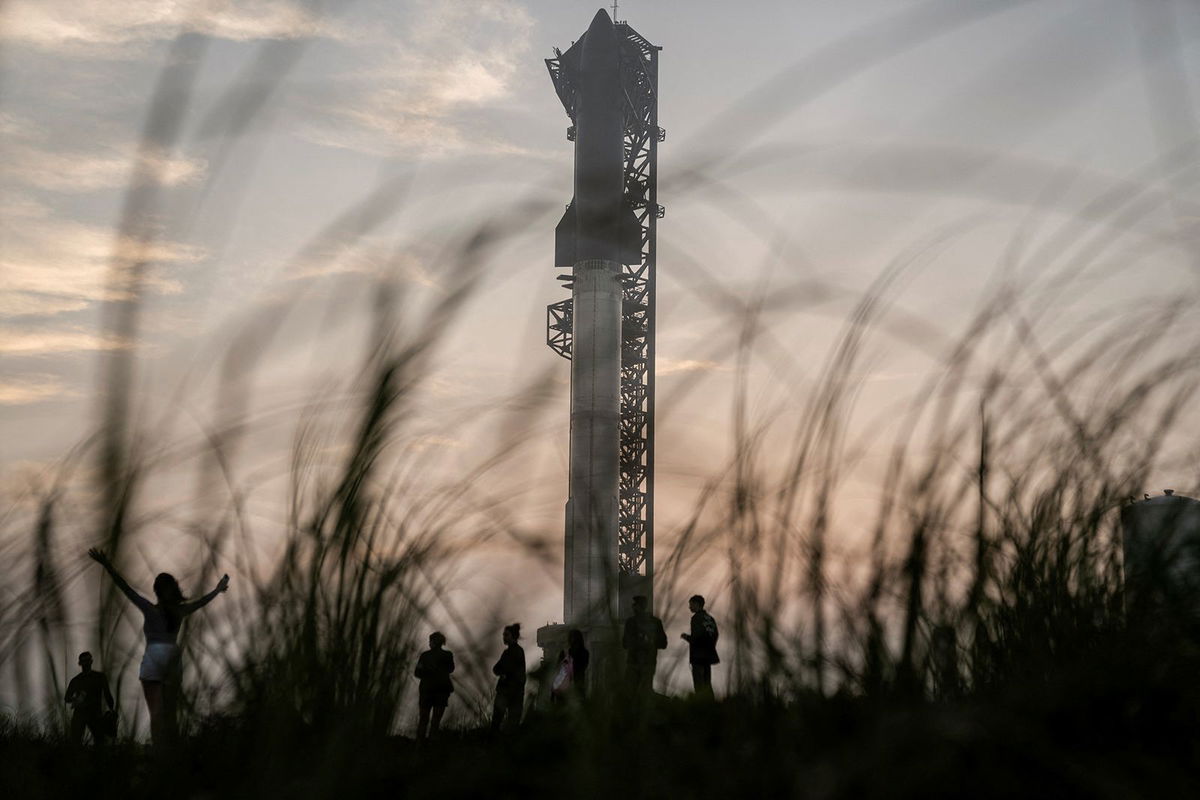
[611,1,619,21]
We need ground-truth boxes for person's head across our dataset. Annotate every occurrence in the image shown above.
[503,623,520,645]
[153,573,184,606]
[429,631,446,649]
[568,629,584,650]
[78,651,93,671]
[688,594,705,613]
[632,595,648,614]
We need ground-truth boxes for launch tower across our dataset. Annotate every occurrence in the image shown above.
[538,9,663,674]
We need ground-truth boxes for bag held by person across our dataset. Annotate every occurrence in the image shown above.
[551,654,573,696]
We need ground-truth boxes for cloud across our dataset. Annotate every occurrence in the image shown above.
[0,375,80,405]
[658,358,726,376]
[292,243,445,290]
[0,198,204,317]
[0,294,92,317]
[0,0,341,55]
[410,434,464,452]
[302,0,534,156]
[0,326,131,354]
[5,145,207,193]
[1,113,208,193]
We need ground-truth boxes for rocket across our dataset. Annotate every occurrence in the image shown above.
[553,9,636,627]
[554,9,640,268]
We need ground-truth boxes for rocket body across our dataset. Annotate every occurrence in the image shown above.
[559,10,627,626]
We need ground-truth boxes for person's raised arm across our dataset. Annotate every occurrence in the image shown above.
[180,574,230,615]
[88,548,152,611]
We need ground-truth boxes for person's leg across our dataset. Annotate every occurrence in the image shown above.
[430,705,445,736]
[491,693,506,732]
[162,679,179,744]
[634,666,653,697]
[693,664,713,700]
[417,703,431,741]
[625,664,640,696]
[505,693,522,731]
[70,712,86,745]
[86,717,107,746]
[142,680,162,745]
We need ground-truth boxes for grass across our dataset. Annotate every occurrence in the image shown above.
[5,2,1200,798]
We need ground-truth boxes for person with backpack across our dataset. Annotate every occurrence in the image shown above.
[681,594,719,700]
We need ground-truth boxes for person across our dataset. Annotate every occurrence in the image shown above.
[552,628,590,704]
[65,651,115,745]
[566,628,589,699]
[414,631,454,740]
[622,595,667,696]
[680,594,719,700]
[88,548,229,745]
[491,623,525,732]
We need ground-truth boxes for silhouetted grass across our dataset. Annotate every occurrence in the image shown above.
[5,3,1200,799]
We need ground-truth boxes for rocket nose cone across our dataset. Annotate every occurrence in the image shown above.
[588,8,615,33]
[584,8,618,56]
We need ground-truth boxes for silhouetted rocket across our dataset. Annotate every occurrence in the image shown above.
[555,9,639,267]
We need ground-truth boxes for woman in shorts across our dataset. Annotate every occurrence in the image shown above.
[88,548,229,745]
[414,631,455,740]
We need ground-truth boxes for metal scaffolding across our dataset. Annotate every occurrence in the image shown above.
[546,20,663,606]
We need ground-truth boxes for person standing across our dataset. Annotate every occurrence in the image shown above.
[414,631,455,741]
[622,595,667,696]
[680,594,719,700]
[65,651,115,745]
[566,628,590,699]
[88,548,229,745]
[491,623,526,733]
[553,628,591,704]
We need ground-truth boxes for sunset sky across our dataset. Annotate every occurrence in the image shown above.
[3,0,1200,640]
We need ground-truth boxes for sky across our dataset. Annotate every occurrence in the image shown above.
[4,0,1200,686]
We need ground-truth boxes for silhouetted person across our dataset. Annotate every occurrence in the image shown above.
[414,631,454,740]
[553,628,590,703]
[566,628,589,698]
[491,623,526,732]
[65,651,115,745]
[681,594,719,700]
[88,548,229,745]
[622,595,667,695]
